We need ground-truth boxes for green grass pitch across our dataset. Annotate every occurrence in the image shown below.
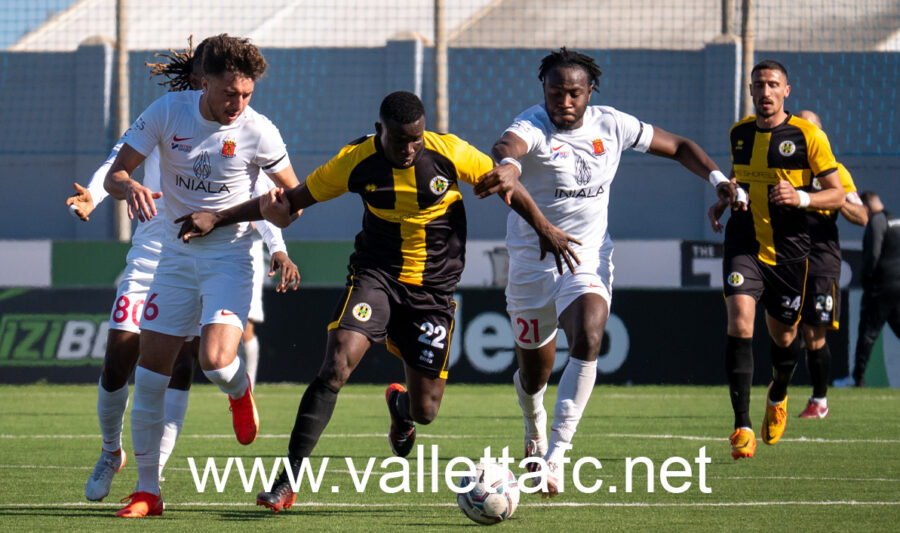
[1,383,898,531]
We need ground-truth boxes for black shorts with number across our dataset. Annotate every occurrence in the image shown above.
[722,253,808,325]
[329,266,456,379]
[801,275,840,329]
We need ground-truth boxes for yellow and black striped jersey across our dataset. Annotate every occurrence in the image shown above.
[305,131,494,292]
[725,113,838,265]
[807,163,858,275]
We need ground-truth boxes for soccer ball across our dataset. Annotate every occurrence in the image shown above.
[456,462,520,525]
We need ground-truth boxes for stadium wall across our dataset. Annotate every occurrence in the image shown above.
[0,38,897,242]
[1,286,897,387]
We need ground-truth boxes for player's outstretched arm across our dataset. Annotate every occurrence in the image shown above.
[175,196,264,242]
[648,126,736,206]
[266,164,304,217]
[176,183,318,242]
[104,144,160,222]
[473,132,529,204]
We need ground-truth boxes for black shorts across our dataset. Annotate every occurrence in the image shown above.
[329,267,456,379]
[801,275,840,329]
[722,253,808,325]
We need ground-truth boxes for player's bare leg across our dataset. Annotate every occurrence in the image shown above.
[800,324,830,418]
[85,329,140,501]
[386,364,447,457]
[258,328,369,513]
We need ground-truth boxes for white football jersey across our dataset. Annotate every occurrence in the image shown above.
[504,104,653,271]
[125,90,290,257]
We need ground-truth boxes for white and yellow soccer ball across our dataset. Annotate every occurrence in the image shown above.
[456,462,520,525]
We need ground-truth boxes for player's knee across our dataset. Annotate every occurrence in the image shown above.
[770,331,795,348]
[568,328,604,358]
[317,362,352,391]
[409,402,438,425]
[100,362,131,391]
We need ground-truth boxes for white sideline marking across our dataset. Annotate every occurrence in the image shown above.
[0,500,898,509]
[3,432,899,444]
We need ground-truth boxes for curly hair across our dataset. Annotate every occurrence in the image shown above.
[538,47,602,87]
[145,35,199,92]
[201,34,267,81]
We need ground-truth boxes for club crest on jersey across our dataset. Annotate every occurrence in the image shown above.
[592,138,605,155]
[812,177,822,190]
[778,140,796,156]
[221,136,236,158]
[727,272,744,287]
[352,303,372,322]
[193,151,211,180]
[429,176,449,195]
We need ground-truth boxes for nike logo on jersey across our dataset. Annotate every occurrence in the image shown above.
[551,144,564,151]
[173,135,193,142]
[220,310,237,316]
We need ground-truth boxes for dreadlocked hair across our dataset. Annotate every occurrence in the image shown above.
[145,35,197,92]
[538,47,602,87]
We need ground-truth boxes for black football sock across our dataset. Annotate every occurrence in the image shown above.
[287,377,340,462]
[726,336,754,429]
[806,344,830,399]
[769,335,801,402]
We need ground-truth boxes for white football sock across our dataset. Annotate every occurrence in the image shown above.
[131,367,169,495]
[241,336,260,390]
[158,388,190,474]
[811,396,827,406]
[97,379,129,453]
[202,356,247,399]
[547,357,597,460]
[513,369,547,440]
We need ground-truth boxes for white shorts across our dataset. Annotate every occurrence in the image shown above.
[506,246,614,350]
[108,251,158,334]
[248,239,265,324]
[139,250,253,337]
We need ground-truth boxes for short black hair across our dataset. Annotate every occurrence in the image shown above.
[751,59,789,82]
[379,91,425,125]
[538,47,602,87]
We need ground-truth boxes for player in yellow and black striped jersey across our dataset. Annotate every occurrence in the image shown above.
[304,126,493,292]
[793,110,869,420]
[178,91,578,511]
[708,61,846,460]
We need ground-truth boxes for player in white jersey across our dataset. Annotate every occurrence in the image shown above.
[475,48,735,497]
[67,37,299,504]
[102,34,301,518]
